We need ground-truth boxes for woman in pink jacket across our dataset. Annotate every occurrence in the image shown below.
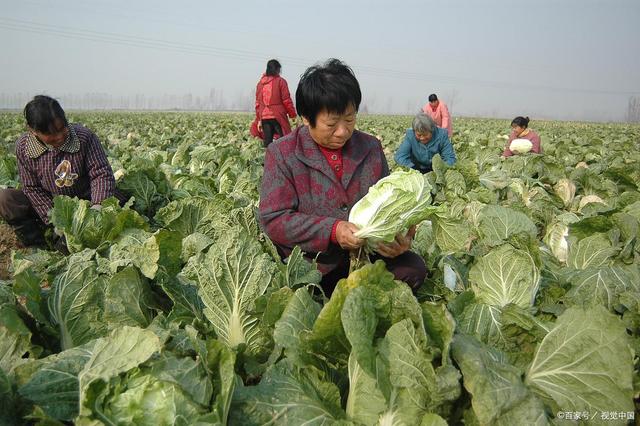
[502,116,542,157]
[251,59,297,147]
[422,93,452,137]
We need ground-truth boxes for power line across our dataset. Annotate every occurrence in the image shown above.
[0,17,638,96]
[0,18,272,62]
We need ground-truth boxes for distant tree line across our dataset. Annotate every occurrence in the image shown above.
[2,92,638,121]
[628,96,640,123]
[0,90,254,112]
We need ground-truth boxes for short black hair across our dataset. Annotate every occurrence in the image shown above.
[428,94,438,102]
[24,95,67,134]
[295,58,361,127]
[511,116,530,128]
[266,59,282,76]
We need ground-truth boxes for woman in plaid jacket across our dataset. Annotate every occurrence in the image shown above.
[0,95,124,249]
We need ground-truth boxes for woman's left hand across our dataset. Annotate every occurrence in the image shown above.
[374,226,415,258]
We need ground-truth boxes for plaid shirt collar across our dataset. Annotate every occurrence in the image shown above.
[25,125,80,159]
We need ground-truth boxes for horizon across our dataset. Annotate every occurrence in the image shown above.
[1,0,639,122]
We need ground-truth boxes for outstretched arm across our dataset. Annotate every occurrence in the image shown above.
[441,104,451,135]
[85,130,117,205]
[440,135,457,165]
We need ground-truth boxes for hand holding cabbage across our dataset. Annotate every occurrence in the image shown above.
[335,221,364,250]
[373,225,416,258]
[346,169,435,254]
[335,221,416,258]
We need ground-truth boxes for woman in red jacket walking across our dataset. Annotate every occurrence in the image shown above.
[251,59,297,147]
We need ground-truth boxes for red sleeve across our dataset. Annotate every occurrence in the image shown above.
[530,132,542,154]
[330,220,340,244]
[280,78,297,118]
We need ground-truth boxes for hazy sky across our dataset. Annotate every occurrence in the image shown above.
[1,0,639,121]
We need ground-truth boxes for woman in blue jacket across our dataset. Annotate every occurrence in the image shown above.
[394,112,456,173]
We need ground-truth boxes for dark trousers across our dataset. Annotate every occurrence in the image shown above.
[0,188,47,246]
[320,250,427,296]
[262,119,283,147]
[412,164,432,174]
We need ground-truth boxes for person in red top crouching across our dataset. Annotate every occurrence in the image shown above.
[502,116,543,157]
[258,59,426,295]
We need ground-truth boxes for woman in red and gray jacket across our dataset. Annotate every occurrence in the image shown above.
[259,59,426,295]
[251,59,297,147]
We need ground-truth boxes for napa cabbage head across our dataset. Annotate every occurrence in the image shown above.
[553,178,576,207]
[509,138,533,154]
[81,372,206,425]
[349,170,434,246]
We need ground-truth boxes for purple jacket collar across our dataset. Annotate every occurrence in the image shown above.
[294,125,375,188]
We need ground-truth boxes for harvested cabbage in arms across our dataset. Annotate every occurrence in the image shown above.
[509,138,533,154]
[349,169,436,250]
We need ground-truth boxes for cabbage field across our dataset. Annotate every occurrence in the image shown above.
[0,111,639,425]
